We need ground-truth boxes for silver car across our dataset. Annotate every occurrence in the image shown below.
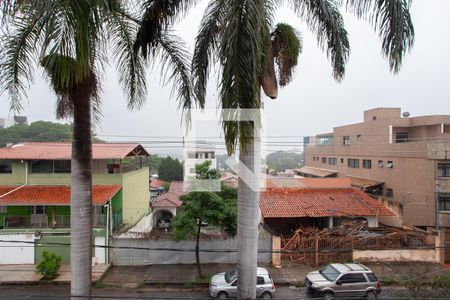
[305,263,381,300]
[209,267,275,298]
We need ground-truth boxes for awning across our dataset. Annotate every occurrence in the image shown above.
[0,185,122,206]
[294,166,338,178]
[348,176,384,189]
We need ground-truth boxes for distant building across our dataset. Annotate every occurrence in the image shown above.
[0,116,28,128]
[184,142,217,178]
[302,108,450,233]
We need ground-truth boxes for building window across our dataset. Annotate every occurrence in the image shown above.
[372,116,377,121]
[438,163,450,177]
[210,152,215,159]
[341,158,344,164]
[30,160,53,173]
[322,157,327,164]
[0,206,6,213]
[328,158,337,165]
[357,134,362,141]
[378,160,384,168]
[348,159,360,168]
[386,188,394,198]
[343,136,350,145]
[54,160,71,173]
[439,194,450,211]
[363,159,372,169]
[396,132,409,143]
[386,161,394,168]
[0,159,12,173]
[31,206,45,214]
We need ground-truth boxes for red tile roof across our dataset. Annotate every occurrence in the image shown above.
[266,178,352,189]
[260,188,394,218]
[168,181,189,196]
[0,186,17,197]
[0,142,149,160]
[0,185,121,206]
[151,192,182,208]
[149,178,168,189]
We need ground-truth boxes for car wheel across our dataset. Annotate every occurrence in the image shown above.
[217,291,228,299]
[323,292,334,300]
[261,292,272,299]
[366,291,377,300]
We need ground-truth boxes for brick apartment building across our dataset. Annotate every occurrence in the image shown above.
[301,108,450,231]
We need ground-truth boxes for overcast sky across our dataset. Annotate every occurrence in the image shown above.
[1,0,449,154]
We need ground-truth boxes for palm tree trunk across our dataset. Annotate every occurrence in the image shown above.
[70,95,93,300]
[196,221,203,278]
[237,129,261,299]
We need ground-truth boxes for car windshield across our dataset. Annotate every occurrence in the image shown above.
[319,265,341,282]
[225,270,237,283]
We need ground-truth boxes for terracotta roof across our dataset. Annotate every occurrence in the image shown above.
[0,185,121,206]
[294,166,337,178]
[168,181,189,196]
[348,176,384,189]
[0,142,149,160]
[149,178,168,189]
[260,188,394,218]
[0,186,17,197]
[151,192,182,208]
[266,178,352,189]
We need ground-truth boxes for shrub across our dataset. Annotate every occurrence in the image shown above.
[36,251,62,280]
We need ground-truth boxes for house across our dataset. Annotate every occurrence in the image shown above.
[220,172,239,188]
[302,108,450,233]
[0,142,150,264]
[151,193,182,229]
[149,176,168,200]
[259,180,395,235]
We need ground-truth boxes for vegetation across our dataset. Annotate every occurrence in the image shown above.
[0,121,71,147]
[36,251,62,281]
[147,154,164,175]
[172,161,237,278]
[158,156,183,182]
[266,151,302,172]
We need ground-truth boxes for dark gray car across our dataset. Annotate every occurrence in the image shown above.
[305,263,381,300]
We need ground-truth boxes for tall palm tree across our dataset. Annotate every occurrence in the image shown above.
[135,0,414,298]
[0,1,193,299]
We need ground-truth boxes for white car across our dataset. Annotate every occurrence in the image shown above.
[209,267,275,298]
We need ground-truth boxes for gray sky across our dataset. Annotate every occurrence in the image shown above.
[1,0,449,154]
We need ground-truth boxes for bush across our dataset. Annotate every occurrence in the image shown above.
[431,274,450,290]
[36,251,62,280]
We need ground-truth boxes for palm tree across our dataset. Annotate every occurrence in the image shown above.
[0,1,193,299]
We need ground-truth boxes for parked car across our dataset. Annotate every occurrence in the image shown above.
[305,263,381,300]
[209,267,275,298]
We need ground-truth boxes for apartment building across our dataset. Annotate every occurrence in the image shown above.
[301,108,450,230]
[184,142,217,178]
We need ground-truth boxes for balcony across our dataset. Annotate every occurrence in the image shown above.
[3,214,110,229]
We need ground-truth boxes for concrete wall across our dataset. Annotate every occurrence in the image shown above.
[121,168,150,225]
[0,233,35,264]
[353,249,439,263]
[112,238,272,266]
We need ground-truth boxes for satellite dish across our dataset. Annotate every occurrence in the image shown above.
[402,112,410,118]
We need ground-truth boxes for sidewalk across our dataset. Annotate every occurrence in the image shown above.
[100,261,450,288]
[0,264,110,284]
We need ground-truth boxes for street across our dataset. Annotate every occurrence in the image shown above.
[0,285,409,300]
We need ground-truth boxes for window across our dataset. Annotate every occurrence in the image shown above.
[438,163,450,177]
[363,159,372,169]
[0,159,12,173]
[386,161,394,168]
[328,158,337,165]
[348,159,360,168]
[378,160,384,168]
[340,158,344,164]
[343,136,350,145]
[339,273,367,284]
[257,276,265,285]
[439,194,450,211]
[31,206,45,214]
[372,116,377,121]
[357,134,362,141]
[322,157,327,164]
[386,188,394,198]
[30,160,53,173]
[366,273,378,282]
[0,206,6,213]
[54,160,71,173]
[396,132,409,143]
[210,152,215,159]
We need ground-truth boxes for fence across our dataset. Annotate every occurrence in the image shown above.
[112,238,272,266]
[280,232,436,265]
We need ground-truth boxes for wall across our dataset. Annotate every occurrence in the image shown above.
[112,238,272,266]
[0,233,35,264]
[353,249,439,263]
[121,168,150,225]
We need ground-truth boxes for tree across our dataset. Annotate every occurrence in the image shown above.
[146,154,163,175]
[188,1,414,298]
[172,161,237,278]
[266,151,302,172]
[158,156,184,181]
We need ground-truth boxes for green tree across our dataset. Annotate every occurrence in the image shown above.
[158,156,183,181]
[172,161,237,278]
[266,151,302,172]
[0,121,72,146]
[146,154,163,175]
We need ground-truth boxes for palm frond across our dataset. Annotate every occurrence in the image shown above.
[191,0,226,108]
[289,0,349,81]
[344,0,414,73]
[272,23,302,86]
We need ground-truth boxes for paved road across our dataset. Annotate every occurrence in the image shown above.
[0,285,409,300]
